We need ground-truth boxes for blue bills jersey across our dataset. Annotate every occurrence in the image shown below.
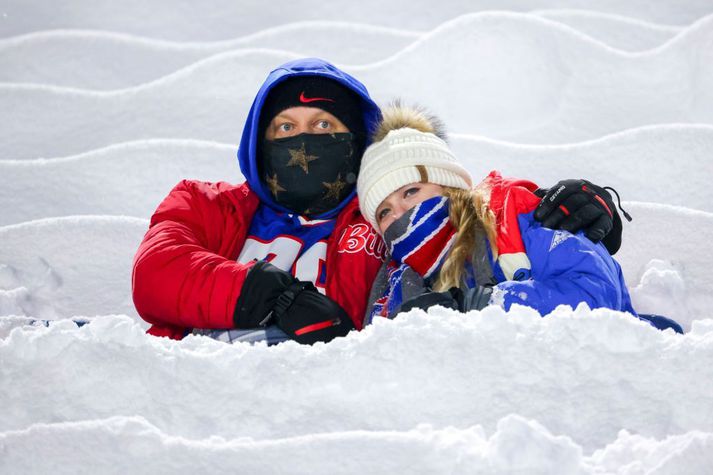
[237,204,335,292]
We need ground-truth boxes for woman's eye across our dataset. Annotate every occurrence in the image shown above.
[404,187,420,198]
[278,123,292,132]
[316,120,330,129]
[377,208,390,221]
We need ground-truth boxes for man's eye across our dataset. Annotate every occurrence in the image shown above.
[404,187,420,198]
[278,123,292,132]
[377,208,390,221]
[316,120,330,129]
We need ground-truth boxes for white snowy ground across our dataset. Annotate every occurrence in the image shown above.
[1,1,713,473]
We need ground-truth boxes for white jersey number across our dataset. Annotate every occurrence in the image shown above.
[237,237,327,293]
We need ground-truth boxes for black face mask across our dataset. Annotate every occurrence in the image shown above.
[262,133,360,216]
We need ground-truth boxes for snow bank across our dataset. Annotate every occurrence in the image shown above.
[0,11,684,91]
[0,415,590,475]
[451,124,713,213]
[533,10,682,51]
[1,0,710,40]
[0,140,241,225]
[3,1,712,471]
[4,13,713,159]
[0,217,147,320]
[354,13,713,142]
[616,203,713,329]
[0,49,296,160]
[3,125,710,226]
[1,308,712,473]
[0,23,419,90]
[2,415,711,474]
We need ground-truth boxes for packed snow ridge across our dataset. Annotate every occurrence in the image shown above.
[0,216,148,320]
[1,0,710,39]
[0,23,419,90]
[1,309,713,474]
[3,1,713,472]
[3,13,713,159]
[0,11,687,90]
[2,125,712,224]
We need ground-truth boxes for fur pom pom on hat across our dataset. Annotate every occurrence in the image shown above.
[357,102,473,229]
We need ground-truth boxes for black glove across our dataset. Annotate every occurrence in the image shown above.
[397,289,460,315]
[234,261,354,344]
[396,286,493,315]
[534,179,630,255]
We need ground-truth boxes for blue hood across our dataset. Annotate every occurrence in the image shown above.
[237,58,382,218]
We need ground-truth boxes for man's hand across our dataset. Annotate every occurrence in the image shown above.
[534,179,626,254]
[234,261,354,344]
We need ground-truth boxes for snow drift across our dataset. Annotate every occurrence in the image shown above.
[1,0,709,40]
[2,1,713,473]
[3,125,712,226]
[1,309,712,474]
[3,13,713,159]
[0,12,684,90]
[0,24,419,90]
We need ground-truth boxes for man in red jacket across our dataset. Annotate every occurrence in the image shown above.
[132,58,624,344]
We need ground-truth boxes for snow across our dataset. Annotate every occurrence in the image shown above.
[2,0,711,39]
[4,13,713,160]
[0,13,682,90]
[0,216,147,320]
[0,24,420,90]
[452,124,713,213]
[2,1,713,473]
[533,10,683,51]
[0,140,241,226]
[1,309,713,473]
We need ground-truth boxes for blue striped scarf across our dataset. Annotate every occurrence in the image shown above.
[369,196,456,320]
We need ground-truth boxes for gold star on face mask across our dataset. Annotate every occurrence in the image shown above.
[287,143,318,174]
[322,174,347,201]
[265,173,286,198]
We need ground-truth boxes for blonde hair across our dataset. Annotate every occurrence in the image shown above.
[433,185,498,291]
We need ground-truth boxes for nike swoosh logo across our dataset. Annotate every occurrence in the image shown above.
[299,91,335,104]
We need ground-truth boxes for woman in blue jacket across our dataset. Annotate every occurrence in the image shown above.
[357,103,664,327]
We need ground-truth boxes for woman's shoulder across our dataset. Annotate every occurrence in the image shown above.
[478,170,541,218]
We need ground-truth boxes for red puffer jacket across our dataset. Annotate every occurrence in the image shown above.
[132,180,385,339]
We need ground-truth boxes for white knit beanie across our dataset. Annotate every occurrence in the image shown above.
[357,119,472,230]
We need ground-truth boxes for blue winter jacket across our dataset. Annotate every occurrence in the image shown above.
[486,209,682,332]
[488,211,637,316]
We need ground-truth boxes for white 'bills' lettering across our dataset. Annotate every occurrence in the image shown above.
[337,223,386,260]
